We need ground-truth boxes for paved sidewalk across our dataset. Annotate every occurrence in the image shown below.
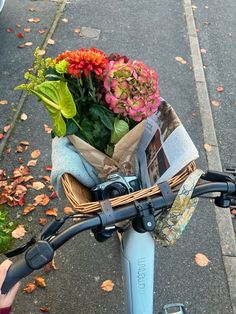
[0,0,235,313]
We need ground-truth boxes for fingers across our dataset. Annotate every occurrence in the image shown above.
[2,282,20,308]
[0,260,12,288]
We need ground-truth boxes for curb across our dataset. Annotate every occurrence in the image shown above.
[183,0,236,312]
[0,0,67,158]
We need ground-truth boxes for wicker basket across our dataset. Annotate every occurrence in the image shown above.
[62,161,196,214]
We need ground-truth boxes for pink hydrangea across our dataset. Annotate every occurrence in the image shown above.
[103,59,160,122]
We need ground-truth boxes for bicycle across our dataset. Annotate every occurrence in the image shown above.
[2,169,236,314]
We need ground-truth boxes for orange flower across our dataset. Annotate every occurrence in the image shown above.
[55,48,108,78]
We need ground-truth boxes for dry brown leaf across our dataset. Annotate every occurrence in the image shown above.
[39,29,46,34]
[28,18,41,23]
[63,207,74,215]
[200,48,207,53]
[34,276,47,288]
[23,282,37,293]
[44,259,57,273]
[211,100,220,107]
[24,28,31,32]
[44,124,52,133]
[47,38,55,45]
[15,184,27,196]
[22,204,35,215]
[38,217,48,226]
[74,28,81,33]
[40,307,50,313]
[12,225,27,239]
[204,143,212,152]
[100,280,115,292]
[20,113,28,121]
[18,44,26,49]
[42,176,50,182]
[0,134,5,140]
[175,56,187,64]
[27,159,38,167]
[3,124,11,133]
[216,86,224,92]
[13,165,30,178]
[5,147,11,154]
[20,140,29,146]
[15,145,24,153]
[45,208,58,216]
[23,175,34,182]
[32,181,45,190]
[34,194,50,206]
[0,100,8,105]
[31,149,41,159]
[195,253,210,267]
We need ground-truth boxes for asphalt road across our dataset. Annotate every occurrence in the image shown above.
[0,0,235,313]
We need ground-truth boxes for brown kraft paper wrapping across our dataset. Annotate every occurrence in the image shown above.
[68,120,145,179]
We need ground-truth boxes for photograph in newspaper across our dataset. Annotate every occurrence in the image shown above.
[137,100,199,188]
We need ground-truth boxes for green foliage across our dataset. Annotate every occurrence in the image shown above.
[0,206,16,254]
[111,117,129,144]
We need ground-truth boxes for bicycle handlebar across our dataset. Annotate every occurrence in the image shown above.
[2,179,236,294]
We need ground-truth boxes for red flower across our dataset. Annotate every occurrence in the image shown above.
[55,48,108,78]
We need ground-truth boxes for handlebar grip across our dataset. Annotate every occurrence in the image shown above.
[1,258,33,294]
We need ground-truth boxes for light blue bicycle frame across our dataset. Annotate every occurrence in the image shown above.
[121,225,155,314]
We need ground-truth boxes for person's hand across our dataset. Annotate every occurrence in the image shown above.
[0,260,20,309]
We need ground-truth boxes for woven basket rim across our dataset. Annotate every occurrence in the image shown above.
[62,161,196,213]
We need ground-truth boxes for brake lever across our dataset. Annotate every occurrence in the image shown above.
[39,217,66,240]
[202,170,235,183]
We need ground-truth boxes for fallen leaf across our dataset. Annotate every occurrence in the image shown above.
[44,165,52,171]
[44,124,52,133]
[22,204,35,215]
[23,175,34,182]
[25,42,33,47]
[0,134,5,140]
[23,282,37,293]
[15,184,27,196]
[20,141,29,146]
[39,29,46,34]
[38,49,46,56]
[42,176,50,182]
[28,18,41,23]
[47,38,55,45]
[45,208,58,216]
[204,143,212,152]
[40,307,50,313]
[195,253,210,267]
[0,100,8,105]
[17,44,26,49]
[6,28,14,33]
[15,145,24,153]
[196,28,200,33]
[27,159,38,167]
[62,18,68,23]
[3,124,11,133]
[211,100,220,107]
[16,24,21,28]
[203,20,209,26]
[175,56,187,64]
[200,48,207,53]
[17,32,24,38]
[32,181,45,190]
[74,28,81,33]
[216,86,224,92]
[34,194,50,206]
[38,217,48,226]
[29,8,36,12]
[12,225,27,239]
[13,165,30,178]
[44,259,57,272]
[20,113,28,121]
[100,280,115,292]
[24,28,31,32]
[63,207,74,215]
[34,276,47,288]
[31,149,41,159]
[49,191,58,199]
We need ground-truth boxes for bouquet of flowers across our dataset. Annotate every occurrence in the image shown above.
[16,47,160,159]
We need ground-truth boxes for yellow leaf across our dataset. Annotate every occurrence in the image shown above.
[32,181,45,190]
[31,149,41,158]
[20,113,28,121]
[0,100,8,105]
[175,56,187,64]
[34,276,47,288]
[195,253,210,267]
[34,194,50,206]
[27,159,38,167]
[44,208,58,216]
[23,282,37,293]
[100,280,115,292]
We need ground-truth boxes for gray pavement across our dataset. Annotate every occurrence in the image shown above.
[0,0,235,313]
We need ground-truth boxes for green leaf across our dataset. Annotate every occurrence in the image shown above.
[111,118,129,144]
[0,207,16,254]
[89,104,114,130]
[29,81,76,136]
